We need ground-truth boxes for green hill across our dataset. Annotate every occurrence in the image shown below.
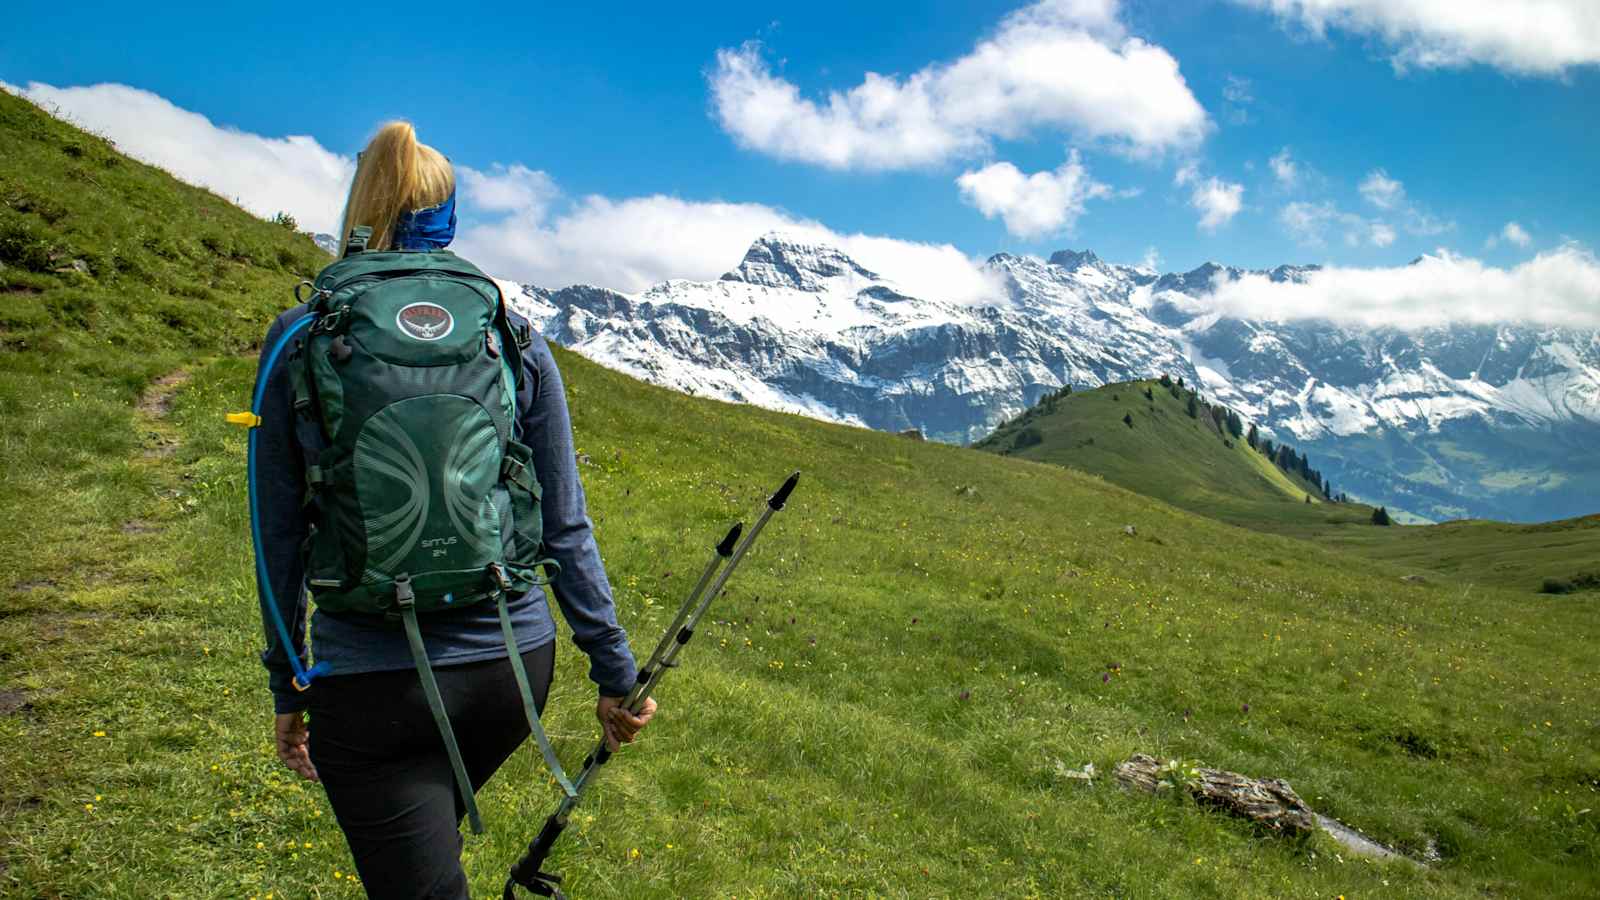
[976,378,1600,594]
[3,90,1599,898]
[976,379,1338,520]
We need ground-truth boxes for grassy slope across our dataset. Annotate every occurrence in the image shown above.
[975,380,1331,519]
[3,92,1599,898]
[976,379,1600,594]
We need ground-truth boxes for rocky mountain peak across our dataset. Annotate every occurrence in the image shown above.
[720,232,879,292]
[1048,248,1102,270]
[1155,261,1237,295]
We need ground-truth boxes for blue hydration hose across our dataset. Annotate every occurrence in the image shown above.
[239,313,329,692]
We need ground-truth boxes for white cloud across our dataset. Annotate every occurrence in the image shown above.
[1233,0,1600,75]
[1205,244,1600,329]
[1268,147,1299,188]
[455,192,1002,304]
[707,0,1209,170]
[2,80,355,234]
[459,163,559,218]
[955,150,1110,238]
[1176,164,1244,231]
[1502,221,1532,248]
[1280,200,1336,244]
[11,79,1001,304]
[1192,178,1244,230]
[1358,168,1405,209]
[1355,167,1453,237]
[1280,200,1395,248]
[1140,246,1163,272]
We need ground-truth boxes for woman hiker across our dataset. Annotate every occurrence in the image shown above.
[250,120,655,897]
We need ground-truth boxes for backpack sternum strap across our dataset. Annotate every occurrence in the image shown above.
[396,574,485,834]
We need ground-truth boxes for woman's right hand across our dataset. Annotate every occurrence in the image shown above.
[596,695,656,752]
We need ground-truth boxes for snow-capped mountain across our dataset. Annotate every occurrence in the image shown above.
[504,234,1600,523]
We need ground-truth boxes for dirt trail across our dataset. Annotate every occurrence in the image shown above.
[134,369,190,458]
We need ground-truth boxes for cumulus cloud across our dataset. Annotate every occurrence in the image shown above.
[1205,244,1600,329]
[459,163,559,218]
[2,80,355,233]
[707,0,1209,170]
[1358,168,1405,209]
[455,191,1002,303]
[1176,163,1244,231]
[10,79,1001,304]
[1191,178,1244,230]
[1502,221,1532,248]
[1233,0,1600,75]
[955,150,1110,238]
[1268,147,1299,189]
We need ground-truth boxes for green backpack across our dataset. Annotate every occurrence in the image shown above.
[289,227,574,832]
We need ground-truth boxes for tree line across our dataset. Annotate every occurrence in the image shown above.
[1157,374,1345,503]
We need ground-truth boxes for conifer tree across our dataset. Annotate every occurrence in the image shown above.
[1246,423,1259,449]
[1186,394,1198,418]
[1122,412,1134,428]
[1371,506,1393,526]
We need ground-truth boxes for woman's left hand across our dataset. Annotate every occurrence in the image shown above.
[274,711,320,782]
[596,695,656,751]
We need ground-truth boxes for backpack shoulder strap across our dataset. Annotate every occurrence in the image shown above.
[343,225,372,258]
[495,300,541,426]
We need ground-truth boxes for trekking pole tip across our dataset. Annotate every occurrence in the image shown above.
[769,471,801,510]
[717,522,743,557]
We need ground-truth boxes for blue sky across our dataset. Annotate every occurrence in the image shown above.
[3,0,1598,312]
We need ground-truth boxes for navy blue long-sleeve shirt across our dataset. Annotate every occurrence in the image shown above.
[252,304,636,714]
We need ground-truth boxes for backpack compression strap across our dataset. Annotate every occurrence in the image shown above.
[398,567,579,837]
[396,574,486,834]
[493,567,578,802]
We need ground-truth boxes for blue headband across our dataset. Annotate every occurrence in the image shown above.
[393,189,457,250]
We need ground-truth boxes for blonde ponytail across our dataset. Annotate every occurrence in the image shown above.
[338,121,455,255]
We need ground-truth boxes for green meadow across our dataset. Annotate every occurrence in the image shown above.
[3,91,1598,898]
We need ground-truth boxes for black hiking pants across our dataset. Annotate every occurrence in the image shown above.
[309,642,556,899]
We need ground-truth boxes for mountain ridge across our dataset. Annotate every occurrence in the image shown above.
[504,234,1600,523]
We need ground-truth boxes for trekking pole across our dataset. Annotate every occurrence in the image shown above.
[504,471,801,900]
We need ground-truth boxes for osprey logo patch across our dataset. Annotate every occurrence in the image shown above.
[396,302,454,341]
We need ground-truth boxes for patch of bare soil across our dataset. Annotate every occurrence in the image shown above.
[135,369,191,458]
[0,689,30,716]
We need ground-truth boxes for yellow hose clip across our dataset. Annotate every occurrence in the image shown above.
[226,411,261,428]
